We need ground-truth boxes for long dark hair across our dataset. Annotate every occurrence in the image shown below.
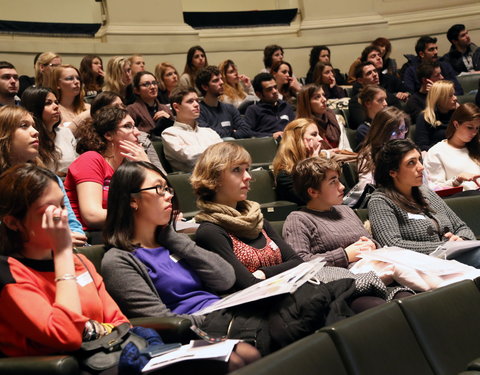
[80,55,104,92]
[21,86,61,170]
[0,164,59,255]
[183,46,208,83]
[374,139,431,214]
[104,161,179,251]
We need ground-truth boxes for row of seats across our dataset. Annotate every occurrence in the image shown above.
[231,278,480,375]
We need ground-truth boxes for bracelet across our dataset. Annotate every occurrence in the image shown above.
[54,273,77,282]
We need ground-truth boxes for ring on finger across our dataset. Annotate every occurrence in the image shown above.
[53,216,61,222]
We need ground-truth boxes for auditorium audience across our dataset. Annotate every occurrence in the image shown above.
[405,62,444,123]
[47,64,90,127]
[103,56,135,104]
[272,118,323,205]
[0,61,20,106]
[161,87,222,172]
[154,62,179,105]
[196,66,252,139]
[79,55,104,100]
[127,71,174,134]
[369,138,480,267]
[355,85,388,146]
[21,86,77,175]
[356,106,410,187]
[65,106,149,230]
[424,103,480,191]
[34,51,61,88]
[179,45,207,90]
[415,80,458,151]
[245,72,295,139]
[312,62,347,99]
[0,163,128,359]
[283,156,377,265]
[218,59,256,109]
[0,105,86,244]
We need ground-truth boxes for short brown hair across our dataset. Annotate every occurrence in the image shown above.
[191,142,251,203]
[293,156,340,203]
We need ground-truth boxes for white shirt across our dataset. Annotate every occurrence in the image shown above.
[161,121,222,173]
[55,126,78,174]
[424,139,480,191]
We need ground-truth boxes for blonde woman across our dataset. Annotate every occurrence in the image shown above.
[34,51,62,87]
[415,80,458,151]
[103,56,134,104]
[218,59,256,108]
[47,64,90,127]
[272,118,323,204]
[128,54,146,76]
[154,62,179,105]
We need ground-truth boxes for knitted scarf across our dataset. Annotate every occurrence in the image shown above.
[315,108,341,149]
[195,200,264,240]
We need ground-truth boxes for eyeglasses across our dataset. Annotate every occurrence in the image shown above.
[133,185,174,197]
[61,75,80,82]
[117,123,137,132]
[43,63,60,68]
[139,81,159,88]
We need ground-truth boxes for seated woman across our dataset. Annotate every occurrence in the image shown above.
[261,44,284,73]
[103,56,135,104]
[368,138,480,267]
[178,46,207,90]
[357,106,410,187]
[424,103,480,191]
[0,105,86,246]
[21,86,77,175]
[127,71,174,135]
[34,51,62,88]
[355,85,388,146]
[271,61,302,106]
[272,118,323,205]
[80,55,104,101]
[129,54,146,77]
[415,80,458,151]
[0,164,128,358]
[296,84,351,152]
[47,64,90,128]
[218,59,257,109]
[312,62,347,100]
[283,156,376,266]
[192,142,303,291]
[154,62,179,105]
[305,45,346,85]
[65,106,149,231]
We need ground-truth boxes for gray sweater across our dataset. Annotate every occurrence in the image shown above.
[101,226,235,326]
[283,205,374,267]
[368,186,475,254]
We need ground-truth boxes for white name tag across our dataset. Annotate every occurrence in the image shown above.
[76,271,94,287]
[221,121,231,127]
[408,213,426,220]
[280,115,289,121]
[269,241,279,251]
[169,254,181,263]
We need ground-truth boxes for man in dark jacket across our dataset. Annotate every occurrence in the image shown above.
[442,24,479,74]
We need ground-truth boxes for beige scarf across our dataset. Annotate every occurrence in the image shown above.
[195,200,264,240]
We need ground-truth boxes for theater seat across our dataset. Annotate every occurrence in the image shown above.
[227,137,278,169]
[166,173,199,219]
[0,355,79,375]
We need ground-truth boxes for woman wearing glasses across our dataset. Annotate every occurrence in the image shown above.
[47,64,90,127]
[34,51,62,87]
[64,106,150,231]
[127,71,173,135]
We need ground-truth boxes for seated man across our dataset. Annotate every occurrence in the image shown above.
[405,61,444,123]
[401,35,463,95]
[161,87,222,172]
[196,65,252,139]
[348,62,401,129]
[360,45,410,102]
[245,72,295,139]
[0,61,20,106]
[442,24,479,74]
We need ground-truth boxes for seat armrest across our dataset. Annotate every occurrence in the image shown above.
[0,355,79,375]
[129,316,194,343]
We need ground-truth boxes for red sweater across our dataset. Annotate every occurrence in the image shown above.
[0,254,128,357]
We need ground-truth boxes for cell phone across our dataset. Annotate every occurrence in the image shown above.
[140,343,182,358]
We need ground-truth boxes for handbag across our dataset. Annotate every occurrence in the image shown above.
[78,322,148,371]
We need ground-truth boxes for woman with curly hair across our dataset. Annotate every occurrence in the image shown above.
[218,59,256,108]
[103,56,135,104]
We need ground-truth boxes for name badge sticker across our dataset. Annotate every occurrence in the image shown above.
[280,115,289,121]
[221,121,231,127]
[76,271,94,287]
[269,241,279,251]
[407,213,426,220]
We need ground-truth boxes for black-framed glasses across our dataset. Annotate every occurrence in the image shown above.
[132,185,174,197]
[139,81,158,88]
